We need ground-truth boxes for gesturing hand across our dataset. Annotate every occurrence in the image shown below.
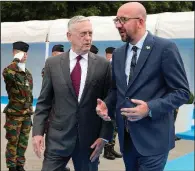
[90,138,106,162]
[121,99,149,122]
[96,98,111,121]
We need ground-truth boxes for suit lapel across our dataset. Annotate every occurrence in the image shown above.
[79,52,97,104]
[60,51,77,100]
[119,44,129,90]
[127,32,154,89]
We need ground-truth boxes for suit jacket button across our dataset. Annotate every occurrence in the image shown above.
[125,97,129,100]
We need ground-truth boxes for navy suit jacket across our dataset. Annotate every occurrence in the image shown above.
[105,32,190,156]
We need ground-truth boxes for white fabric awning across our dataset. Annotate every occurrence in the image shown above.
[1,20,50,43]
[1,11,194,43]
[155,12,194,38]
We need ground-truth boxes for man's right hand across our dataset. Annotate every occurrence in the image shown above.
[96,98,111,121]
[32,135,44,158]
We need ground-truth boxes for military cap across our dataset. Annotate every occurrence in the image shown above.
[90,45,99,54]
[13,41,29,52]
[105,47,115,54]
[52,44,64,52]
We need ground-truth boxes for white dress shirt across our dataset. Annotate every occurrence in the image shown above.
[125,31,148,84]
[69,49,109,142]
[69,49,88,102]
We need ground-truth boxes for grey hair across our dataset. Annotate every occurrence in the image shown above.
[68,16,90,32]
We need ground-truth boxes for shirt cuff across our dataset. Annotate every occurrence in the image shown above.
[101,138,109,143]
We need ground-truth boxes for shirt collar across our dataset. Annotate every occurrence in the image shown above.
[129,31,148,51]
[69,49,88,61]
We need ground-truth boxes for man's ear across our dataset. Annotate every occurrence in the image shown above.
[67,32,71,42]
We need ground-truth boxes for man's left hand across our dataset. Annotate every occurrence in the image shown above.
[90,138,106,162]
[121,99,149,122]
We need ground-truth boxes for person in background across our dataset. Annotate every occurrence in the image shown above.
[103,47,122,160]
[2,41,33,171]
[41,44,64,77]
[105,47,115,62]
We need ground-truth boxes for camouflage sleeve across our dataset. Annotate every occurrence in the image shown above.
[2,58,20,81]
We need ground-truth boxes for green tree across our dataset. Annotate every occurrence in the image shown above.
[1,2,68,21]
[1,1,194,22]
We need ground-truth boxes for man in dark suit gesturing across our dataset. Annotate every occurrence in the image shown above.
[96,2,190,171]
[32,16,113,171]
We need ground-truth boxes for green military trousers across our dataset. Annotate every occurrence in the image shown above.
[4,115,32,168]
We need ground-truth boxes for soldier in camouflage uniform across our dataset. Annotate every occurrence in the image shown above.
[103,47,122,160]
[2,41,33,171]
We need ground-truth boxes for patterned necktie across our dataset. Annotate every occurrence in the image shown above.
[125,46,138,133]
[71,56,82,97]
[128,46,138,84]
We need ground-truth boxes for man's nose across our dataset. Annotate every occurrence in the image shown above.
[115,21,122,28]
[85,34,92,40]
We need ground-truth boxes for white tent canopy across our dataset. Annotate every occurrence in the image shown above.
[48,14,159,41]
[155,12,194,38]
[1,20,51,43]
[1,11,194,43]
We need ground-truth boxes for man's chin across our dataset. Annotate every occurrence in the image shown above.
[81,49,90,54]
[121,37,128,42]
[22,60,27,63]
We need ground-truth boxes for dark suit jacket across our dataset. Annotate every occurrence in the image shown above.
[105,32,190,156]
[33,51,113,156]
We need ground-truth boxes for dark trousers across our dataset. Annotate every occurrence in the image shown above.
[105,120,117,148]
[42,138,99,171]
[123,131,169,171]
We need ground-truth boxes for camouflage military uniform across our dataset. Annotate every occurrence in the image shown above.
[2,58,33,169]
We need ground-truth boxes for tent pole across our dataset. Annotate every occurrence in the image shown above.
[45,33,50,61]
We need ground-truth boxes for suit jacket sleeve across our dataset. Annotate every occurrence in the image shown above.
[104,53,117,120]
[32,59,54,136]
[147,41,190,120]
[99,62,114,141]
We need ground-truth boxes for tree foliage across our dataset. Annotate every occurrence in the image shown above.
[1,1,194,22]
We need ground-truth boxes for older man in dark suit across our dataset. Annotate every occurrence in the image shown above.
[41,44,70,171]
[32,16,113,171]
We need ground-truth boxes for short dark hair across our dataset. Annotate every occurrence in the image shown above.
[52,44,64,52]
[105,47,115,54]
[90,45,99,54]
